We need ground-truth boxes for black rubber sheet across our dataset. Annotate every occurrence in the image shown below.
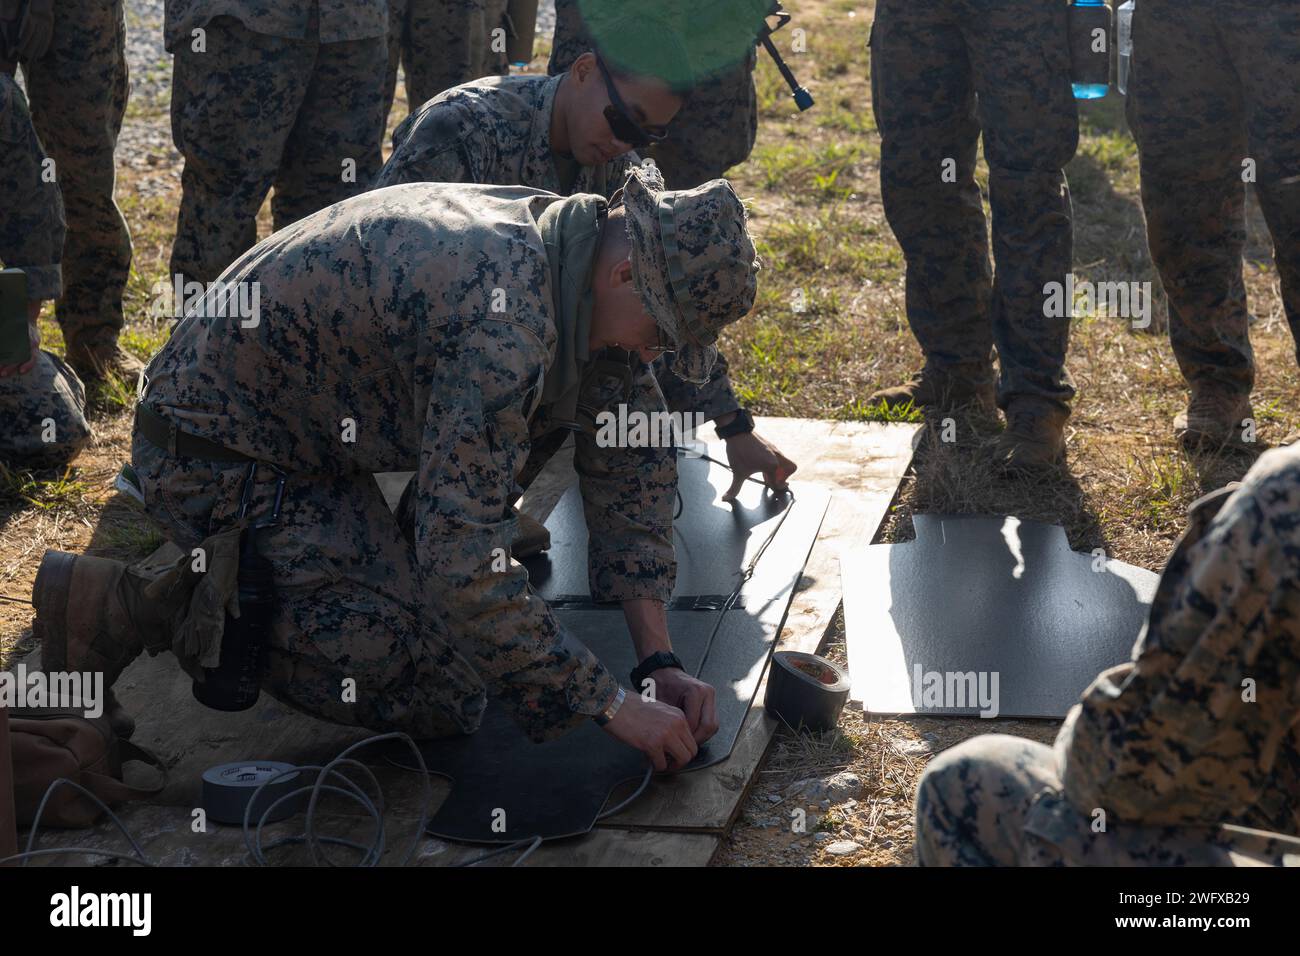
[841,515,1159,719]
[396,456,829,843]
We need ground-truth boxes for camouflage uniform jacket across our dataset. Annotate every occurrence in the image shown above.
[1054,444,1300,834]
[374,73,742,423]
[140,183,679,736]
[163,0,388,51]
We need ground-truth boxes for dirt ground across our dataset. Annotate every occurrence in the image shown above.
[2,1,1296,867]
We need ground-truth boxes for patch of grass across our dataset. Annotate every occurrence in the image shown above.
[836,397,923,423]
[0,462,91,511]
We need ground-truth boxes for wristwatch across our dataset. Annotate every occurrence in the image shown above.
[593,687,627,727]
[630,651,685,693]
[715,408,755,439]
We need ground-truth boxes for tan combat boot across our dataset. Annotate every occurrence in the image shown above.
[67,344,146,387]
[32,543,194,738]
[869,363,996,414]
[992,398,1069,474]
[511,511,552,559]
[1174,387,1254,449]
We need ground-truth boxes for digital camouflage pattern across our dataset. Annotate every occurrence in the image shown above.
[916,444,1300,865]
[870,0,1079,410]
[135,183,683,741]
[20,0,132,373]
[163,0,387,50]
[383,0,508,123]
[1126,0,1300,399]
[0,74,90,467]
[0,72,63,301]
[373,72,743,420]
[167,2,388,284]
[374,74,637,200]
[0,351,92,468]
[549,0,759,190]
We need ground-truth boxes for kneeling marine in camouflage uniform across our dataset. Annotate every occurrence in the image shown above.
[32,165,761,770]
[915,443,1300,865]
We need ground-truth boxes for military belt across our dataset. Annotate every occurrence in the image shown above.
[135,403,252,463]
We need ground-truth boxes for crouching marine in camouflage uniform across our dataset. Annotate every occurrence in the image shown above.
[32,165,762,769]
[549,0,759,190]
[166,0,389,286]
[375,40,795,498]
[915,443,1300,865]
[1126,0,1300,447]
[0,70,91,468]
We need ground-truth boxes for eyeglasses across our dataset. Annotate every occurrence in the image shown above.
[596,55,669,149]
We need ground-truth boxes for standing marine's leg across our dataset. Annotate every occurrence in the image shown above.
[22,0,133,381]
[383,0,412,124]
[404,0,507,109]
[169,19,313,284]
[1228,3,1300,376]
[1127,0,1254,444]
[868,0,996,412]
[962,0,1078,470]
[272,33,388,230]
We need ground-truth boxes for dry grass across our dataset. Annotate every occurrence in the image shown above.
[2,0,1297,866]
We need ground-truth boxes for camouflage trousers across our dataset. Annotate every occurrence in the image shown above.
[169,15,387,284]
[915,734,1300,866]
[383,0,509,122]
[0,351,91,468]
[0,73,65,301]
[1127,0,1300,397]
[548,0,758,188]
[131,438,487,739]
[870,0,1078,410]
[21,0,132,366]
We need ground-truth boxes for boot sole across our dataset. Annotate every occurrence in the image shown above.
[32,549,78,672]
[32,549,138,738]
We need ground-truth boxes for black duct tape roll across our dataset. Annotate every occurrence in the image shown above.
[1069,4,1112,87]
[764,652,850,733]
[201,761,305,826]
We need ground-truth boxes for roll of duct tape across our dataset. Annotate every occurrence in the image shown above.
[764,652,850,733]
[201,761,304,826]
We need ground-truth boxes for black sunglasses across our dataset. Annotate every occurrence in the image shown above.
[595,56,669,149]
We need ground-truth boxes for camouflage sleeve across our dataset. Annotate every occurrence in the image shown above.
[414,319,619,741]
[0,74,64,300]
[573,360,678,603]
[373,97,488,189]
[1058,457,1300,827]
[654,347,741,421]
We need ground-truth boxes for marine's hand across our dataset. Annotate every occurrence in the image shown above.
[642,668,718,744]
[601,692,698,772]
[722,430,797,501]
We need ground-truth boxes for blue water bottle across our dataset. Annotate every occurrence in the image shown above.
[1070,0,1112,99]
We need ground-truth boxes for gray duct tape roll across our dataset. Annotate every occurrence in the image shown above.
[201,761,304,826]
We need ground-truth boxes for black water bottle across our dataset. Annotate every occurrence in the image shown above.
[192,529,273,711]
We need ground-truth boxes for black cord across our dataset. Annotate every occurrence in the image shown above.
[0,593,32,605]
